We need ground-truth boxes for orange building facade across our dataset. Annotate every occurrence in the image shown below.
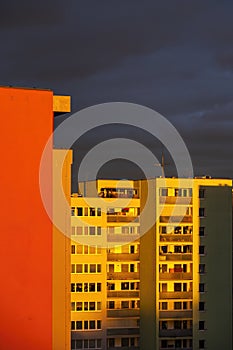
[0,87,71,350]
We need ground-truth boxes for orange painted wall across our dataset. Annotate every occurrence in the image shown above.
[0,87,53,349]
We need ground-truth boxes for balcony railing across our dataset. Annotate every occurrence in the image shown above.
[160,234,193,242]
[107,291,140,298]
[159,196,193,205]
[160,216,192,223]
[107,253,140,261]
[107,328,139,336]
[159,272,192,280]
[107,234,140,243]
[107,215,139,223]
[159,291,193,299]
[159,310,193,318]
[107,309,140,317]
[159,254,192,261]
[159,329,192,337]
[107,272,140,280]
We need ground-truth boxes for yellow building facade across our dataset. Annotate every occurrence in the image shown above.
[70,178,232,350]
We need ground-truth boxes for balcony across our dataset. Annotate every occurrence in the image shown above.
[107,215,139,223]
[159,196,193,205]
[160,234,192,243]
[107,309,140,317]
[107,253,140,261]
[107,272,140,280]
[159,310,193,318]
[107,234,140,243]
[107,328,139,336]
[159,291,192,299]
[159,272,192,280]
[159,329,192,337]
[159,254,192,261]
[107,291,140,298]
[160,216,192,223]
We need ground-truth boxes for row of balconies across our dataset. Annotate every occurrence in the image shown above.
[159,272,192,280]
[159,291,192,299]
[159,196,193,205]
[107,253,140,261]
[160,216,192,223]
[107,309,140,317]
[159,254,192,261]
[107,215,139,223]
[107,272,140,280]
[159,329,192,337]
[159,310,193,318]
[107,291,140,298]
[160,235,192,242]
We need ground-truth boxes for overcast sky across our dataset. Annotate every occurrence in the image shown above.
[1,0,233,186]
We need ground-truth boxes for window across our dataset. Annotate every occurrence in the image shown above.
[97,320,101,329]
[108,301,115,309]
[199,283,205,293]
[199,246,205,255]
[108,339,115,347]
[174,283,182,292]
[174,320,182,329]
[199,227,205,236]
[89,227,95,235]
[71,207,76,216]
[162,302,167,310]
[121,282,129,290]
[174,302,182,310]
[199,302,205,311]
[199,208,205,217]
[89,320,95,329]
[199,189,205,198]
[71,245,75,254]
[122,301,129,309]
[121,338,129,347]
[199,264,206,274]
[199,340,205,349]
[76,264,82,273]
[199,321,205,330]
[77,207,83,216]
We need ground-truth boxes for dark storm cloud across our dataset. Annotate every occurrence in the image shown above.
[0,0,233,179]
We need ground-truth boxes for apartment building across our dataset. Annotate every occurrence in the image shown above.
[70,178,232,350]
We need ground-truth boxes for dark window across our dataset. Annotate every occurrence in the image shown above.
[97,264,101,273]
[76,340,82,349]
[199,302,205,311]
[199,189,205,198]
[97,339,101,348]
[109,301,115,309]
[89,227,95,235]
[174,283,182,292]
[121,338,129,347]
[97,283,101,292]
[161,340,167,348]
[162,302,167,310]
[199,321,205,330]
[108,339,115,347]
[76,321,82,330]
[174,320,182,329]
[90,264,96,273]
[121,282,129,290]
[89,340,95,348]
[71,245,75,254]
[130,264,135,272]
[199,340,205,349]
[90,208,96,216]
[199,246,205,255]
[71,283,75,293]
[84,321,88,329]
[97,208,101,216]
[89,320,95,329]
[199,283,205,293]
[97,320,101,329]
[199,208,205,217]
[174,302,182,310]
[77,207,83,216]
[71,321,75,330]
[199,227,205,236]
[199,264,206,274]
